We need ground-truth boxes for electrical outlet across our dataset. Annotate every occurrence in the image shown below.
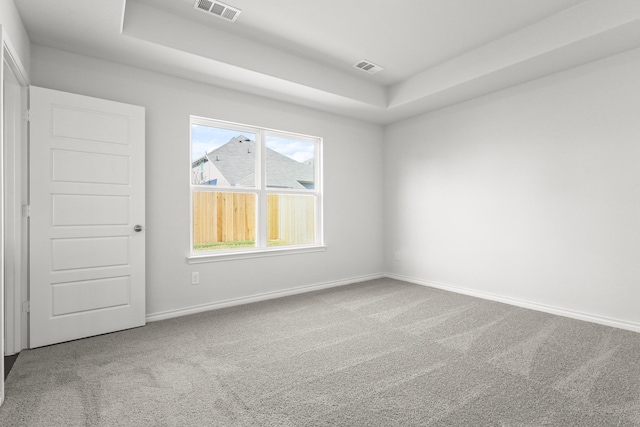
[191,272,200,285]
[395,250,401,261]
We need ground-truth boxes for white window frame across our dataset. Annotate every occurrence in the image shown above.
[187,116,325,264]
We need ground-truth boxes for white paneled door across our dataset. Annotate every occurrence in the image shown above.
[29,87,145,348]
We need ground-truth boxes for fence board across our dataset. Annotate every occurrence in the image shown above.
[268,194,279,240]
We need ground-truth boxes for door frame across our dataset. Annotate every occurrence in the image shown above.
[1,25,30,404]
[3,35,29,356]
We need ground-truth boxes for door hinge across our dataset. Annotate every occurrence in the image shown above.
[22,205,31,218]
[23,109,30,122]
[22,301,30,313]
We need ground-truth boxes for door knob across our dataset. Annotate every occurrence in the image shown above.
[134,225,143,232]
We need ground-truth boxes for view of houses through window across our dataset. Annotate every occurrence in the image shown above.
[191,117,321,253]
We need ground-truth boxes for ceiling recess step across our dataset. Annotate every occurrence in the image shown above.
[353,60,384,74]
[194,0,241,22]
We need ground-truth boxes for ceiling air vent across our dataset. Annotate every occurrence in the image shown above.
[353,60,384,75]
[194,0,241,22]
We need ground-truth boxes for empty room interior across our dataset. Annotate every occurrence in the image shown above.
[2,0,640,425]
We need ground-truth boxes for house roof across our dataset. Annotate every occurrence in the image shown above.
[193,136,313,190]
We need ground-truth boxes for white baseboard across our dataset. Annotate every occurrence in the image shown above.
[385,273,640,334]
[146,273,385,323]
[146,271,640,334]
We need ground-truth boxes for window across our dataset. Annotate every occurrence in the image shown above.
[190,117,323,259]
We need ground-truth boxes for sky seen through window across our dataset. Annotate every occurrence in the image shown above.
[192,125,314,163]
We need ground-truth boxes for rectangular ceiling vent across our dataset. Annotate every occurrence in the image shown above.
[353,60,384,75]
[194,0,241,22]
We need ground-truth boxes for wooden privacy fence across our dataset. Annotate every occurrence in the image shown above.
[193,192,255,244]
[193,192,315,245]
[271,194,315,244]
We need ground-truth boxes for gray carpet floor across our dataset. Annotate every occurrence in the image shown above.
[1,278,639,426]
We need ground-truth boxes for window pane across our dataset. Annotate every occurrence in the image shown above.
[193,191,256,251]
[191,124,257,188]
[265,136,314,189]
[267,194,315,246]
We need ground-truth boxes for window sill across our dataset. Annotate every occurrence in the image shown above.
[187,245,327,264]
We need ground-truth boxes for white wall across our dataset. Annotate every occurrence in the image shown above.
[0,0,30,74]
[31,44,384,318]
[29,36,640,330]
[385,46,640,329]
